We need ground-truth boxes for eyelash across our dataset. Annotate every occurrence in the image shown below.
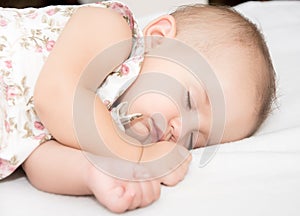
[186,90,192,109]
[188,132,193,150]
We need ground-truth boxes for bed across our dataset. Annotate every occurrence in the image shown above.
[1,1,300,215]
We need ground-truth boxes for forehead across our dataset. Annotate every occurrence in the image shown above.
[207,45,260,141]
[141,56,204,85]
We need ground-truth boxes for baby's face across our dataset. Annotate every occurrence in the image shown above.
[122,44,259,148]
[124,56,211,149]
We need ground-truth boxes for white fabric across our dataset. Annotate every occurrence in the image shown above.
[1,1,300,216]
[234,1,300,135]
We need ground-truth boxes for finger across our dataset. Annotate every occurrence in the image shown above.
[139,181,156,207]
[100,186,135,213]
[127,182,142,210]
[152,180,161,201]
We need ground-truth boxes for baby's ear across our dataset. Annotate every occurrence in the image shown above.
[143,15,176,38]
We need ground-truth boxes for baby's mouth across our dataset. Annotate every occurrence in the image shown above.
[148,115,176,143]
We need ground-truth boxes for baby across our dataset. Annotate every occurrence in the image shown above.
[0,1,275,213]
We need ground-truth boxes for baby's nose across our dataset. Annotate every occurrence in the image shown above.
[169,114,200,143]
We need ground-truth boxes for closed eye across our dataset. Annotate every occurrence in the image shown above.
[186,90,192,110]
[188,132,193,150]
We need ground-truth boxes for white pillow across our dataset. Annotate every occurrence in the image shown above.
[235,1,300,135]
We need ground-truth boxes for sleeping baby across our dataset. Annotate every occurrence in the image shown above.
[0,1,275,213]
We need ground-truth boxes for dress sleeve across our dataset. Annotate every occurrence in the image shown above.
[95,1,145,110]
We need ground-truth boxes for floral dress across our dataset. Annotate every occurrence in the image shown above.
[0,1,144,179]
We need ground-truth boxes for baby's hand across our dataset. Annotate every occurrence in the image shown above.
[86,162,161,213]
[160,151,192,186]
[85,142,191,213]
[140,141,192,186]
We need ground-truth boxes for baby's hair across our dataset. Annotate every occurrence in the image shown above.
[170,4,276,136]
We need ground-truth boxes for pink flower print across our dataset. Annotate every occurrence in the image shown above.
[27,11,38,19]
[46,8,57,16]
[35,45,43,53]
[34,133,46,140]
[103,99,110,106]
[46,40,55,51]
[4,120,11,133]
[120,64,130,76]
[110,3,134,30]
[34,121,45,130]
[6,86,19,101]
[103,99,112,109]
[0,19,7,27]
[4,60,12,69]
[0,158,16,175]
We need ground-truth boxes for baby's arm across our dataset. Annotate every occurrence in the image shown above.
[34,6,143,161]
[23,140,161,213]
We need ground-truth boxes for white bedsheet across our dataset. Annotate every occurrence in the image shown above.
[1,1,300,216]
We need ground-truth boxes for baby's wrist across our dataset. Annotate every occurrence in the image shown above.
[83,161,98,195]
